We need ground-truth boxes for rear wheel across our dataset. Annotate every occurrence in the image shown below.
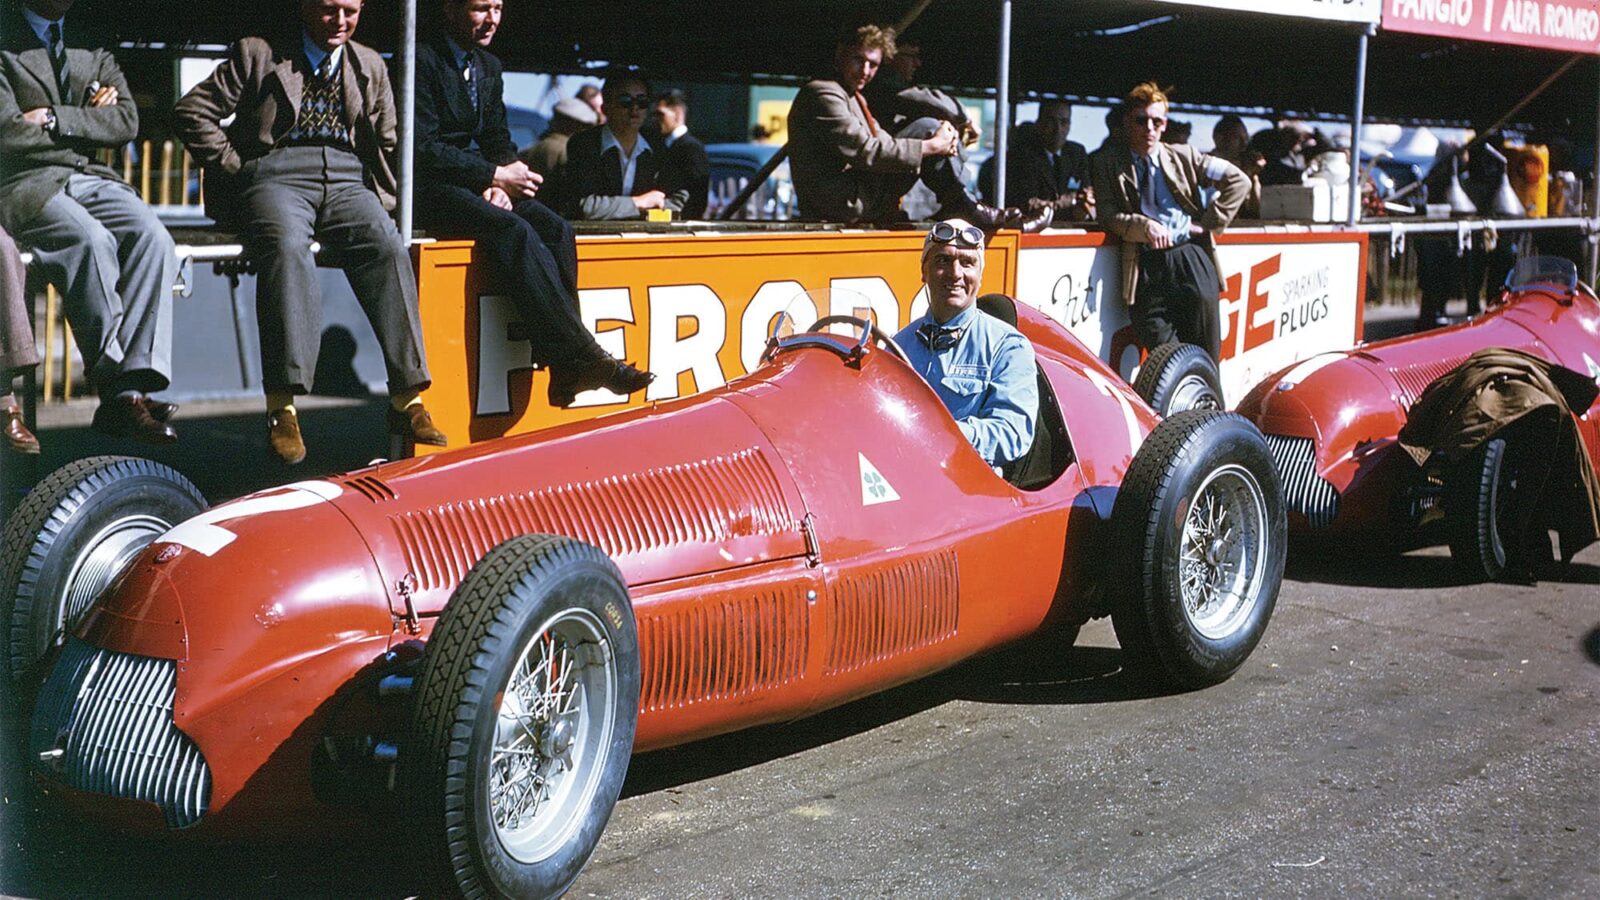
[1132,342,1224,416]
[0,456,205,695]
[1110,411,1286,688]
[408,533,639,899]
[1446,437,1517,581]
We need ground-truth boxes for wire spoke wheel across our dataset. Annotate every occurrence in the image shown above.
[1178,463,1268,640]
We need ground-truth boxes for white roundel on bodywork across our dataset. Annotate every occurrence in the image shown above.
[157,481,345,557]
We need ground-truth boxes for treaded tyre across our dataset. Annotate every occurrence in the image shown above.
[1132,342,1224,417]
[408,533,640,899]
[0,456,205,694]
[1110,410,1286,688]
[1446,437,1516,581]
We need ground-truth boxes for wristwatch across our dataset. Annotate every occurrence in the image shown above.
[41,108,57,133]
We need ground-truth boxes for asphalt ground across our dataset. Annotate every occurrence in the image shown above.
[1,302,1596,897]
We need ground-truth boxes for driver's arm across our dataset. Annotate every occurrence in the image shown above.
[960,335,1038,467]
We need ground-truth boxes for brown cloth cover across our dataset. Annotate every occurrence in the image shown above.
[1398,346,1600,562]
[0,225,40,376]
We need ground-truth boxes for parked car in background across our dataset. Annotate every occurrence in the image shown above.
[705,143,796,220]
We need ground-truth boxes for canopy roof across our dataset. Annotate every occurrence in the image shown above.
[85,0,1599,132]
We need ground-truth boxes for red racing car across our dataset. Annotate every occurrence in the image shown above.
[1236,256,1600,579]
[5,296,1286,898]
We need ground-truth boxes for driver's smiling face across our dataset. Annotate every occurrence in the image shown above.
[922,244,983,323]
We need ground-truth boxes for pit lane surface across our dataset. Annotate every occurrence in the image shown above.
[2,541,1596,897]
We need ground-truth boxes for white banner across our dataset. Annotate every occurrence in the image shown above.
[1159,0,1382,24]
[1015,237,1365,406]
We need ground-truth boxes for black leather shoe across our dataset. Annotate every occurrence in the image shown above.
[267,408,306,465]
[387,403,448,446]
[548,358,655,409]
[964,201,1014,230]
[144,398,179,423]
[1,403,39,454]
[92,395,178,445]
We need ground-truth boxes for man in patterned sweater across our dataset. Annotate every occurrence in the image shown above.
[175,0,446,464]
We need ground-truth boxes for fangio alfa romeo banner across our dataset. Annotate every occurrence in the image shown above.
[1383,0,1600,54]
[1158,0,1381,24]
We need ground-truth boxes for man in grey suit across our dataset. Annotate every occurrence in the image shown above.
[175,0,445,464]
[0,0,177,442]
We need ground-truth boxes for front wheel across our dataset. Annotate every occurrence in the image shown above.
[1446,437,1518,581]
[1132,342,1224,417]
[1110,411,1286,688]
[407,534,640,899]
[0,456,205,695]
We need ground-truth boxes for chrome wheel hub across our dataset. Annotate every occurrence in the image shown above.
[489,607,616,865]
[1170,374,1222,413]
[58,514,172,641]
[1179,464,1268,640]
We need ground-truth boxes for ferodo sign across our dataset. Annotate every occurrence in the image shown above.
[414,229,1363,452]
[1012,232,1366,404]
[413,232,1019,451]
[1384,0,1600,54]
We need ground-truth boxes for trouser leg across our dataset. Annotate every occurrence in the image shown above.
[897,116,975,214]
[68,176,177,392]
[241,150,322,395]
[0,226,39,374]
[1135,243,1222,361]
[319,152,430,392]
[514,198,580,303]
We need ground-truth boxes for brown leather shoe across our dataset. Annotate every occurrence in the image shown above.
[387,403,448,446]
[92,395,178,445]
[1,403,39,454]
[1019,206,1054,234]
[267,408,306,464]
[547,358,655,408]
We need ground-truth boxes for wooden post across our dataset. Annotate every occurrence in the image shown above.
[140,139,153,202]
[42,286,56,402]
[62,321,73,401]
[159,140,174,206]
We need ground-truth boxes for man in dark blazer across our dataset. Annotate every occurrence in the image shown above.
[653,88,709,220]
[0,0,177,443]
[175,0,444,465]
[982,100,1092,223]
[412,0,651,408]
[564,75,686,220]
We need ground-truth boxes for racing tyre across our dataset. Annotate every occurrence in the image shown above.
[1132,342,1224,417]
[0,456,205,695]
[1446,437,1518,581]
[408,534,640,899]
[1110,410,1286,688]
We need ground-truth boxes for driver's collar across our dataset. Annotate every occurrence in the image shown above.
[929,304,978,328]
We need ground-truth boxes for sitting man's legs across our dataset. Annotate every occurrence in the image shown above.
[17,174,177,443]
[896,116,1040,230]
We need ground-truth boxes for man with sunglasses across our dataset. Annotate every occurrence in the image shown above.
[894,218,1037,468]
[1090,82,1249,362]
[564,75,686,220]
[410,0,652,408]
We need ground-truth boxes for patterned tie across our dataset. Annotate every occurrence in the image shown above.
[463,56,477,111]
[318,52,338,83]
[47,22,69,98]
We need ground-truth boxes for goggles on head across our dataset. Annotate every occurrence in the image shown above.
[926,220,984,251]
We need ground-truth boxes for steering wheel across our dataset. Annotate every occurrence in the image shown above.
[807,315,912,364]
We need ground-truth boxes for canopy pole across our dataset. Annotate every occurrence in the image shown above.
[1347,24,1372,227]
[993,0,1013,207]
[1591,58,1600,285]
[397,0,417,241]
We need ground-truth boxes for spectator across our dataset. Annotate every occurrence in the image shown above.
[0,225,41,453]
[862,36,976,147]
[0,0,178,443]
[175,0,445,465]
[518,96,598,213]
[981,100,1092,223]
[1212,115,1262,219]
[565,75,685,220]
[787,24,1027,229]
[1090,82,1249,362]
[1163,119,1192,145]
[1090,104,1126,159]
[653,88,710,220]
[412,0,651,408]
[1257,125,1308,186]
[576,82,605,126]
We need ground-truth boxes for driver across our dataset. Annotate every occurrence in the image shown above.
[895,219,1038,467]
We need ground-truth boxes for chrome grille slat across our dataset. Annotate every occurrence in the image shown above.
[1262,434,1340,529]
[32,639,211,828]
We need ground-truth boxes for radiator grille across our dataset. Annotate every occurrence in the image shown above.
[637,586,809,712]
[32,639,210,828]
[825,552,959,676]
[1262,434,1339,529]
[390,448,792,591]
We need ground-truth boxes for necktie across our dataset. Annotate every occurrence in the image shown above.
[1139,156,1159,211]
[47,22,69,98]
[463,56,477,111]
[318,52,338,83]
[855,93,878,135]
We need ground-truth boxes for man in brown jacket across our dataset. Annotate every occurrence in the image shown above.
[1091,82,1249,361]
[174,0,444,464]
[788,24,1025,228]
